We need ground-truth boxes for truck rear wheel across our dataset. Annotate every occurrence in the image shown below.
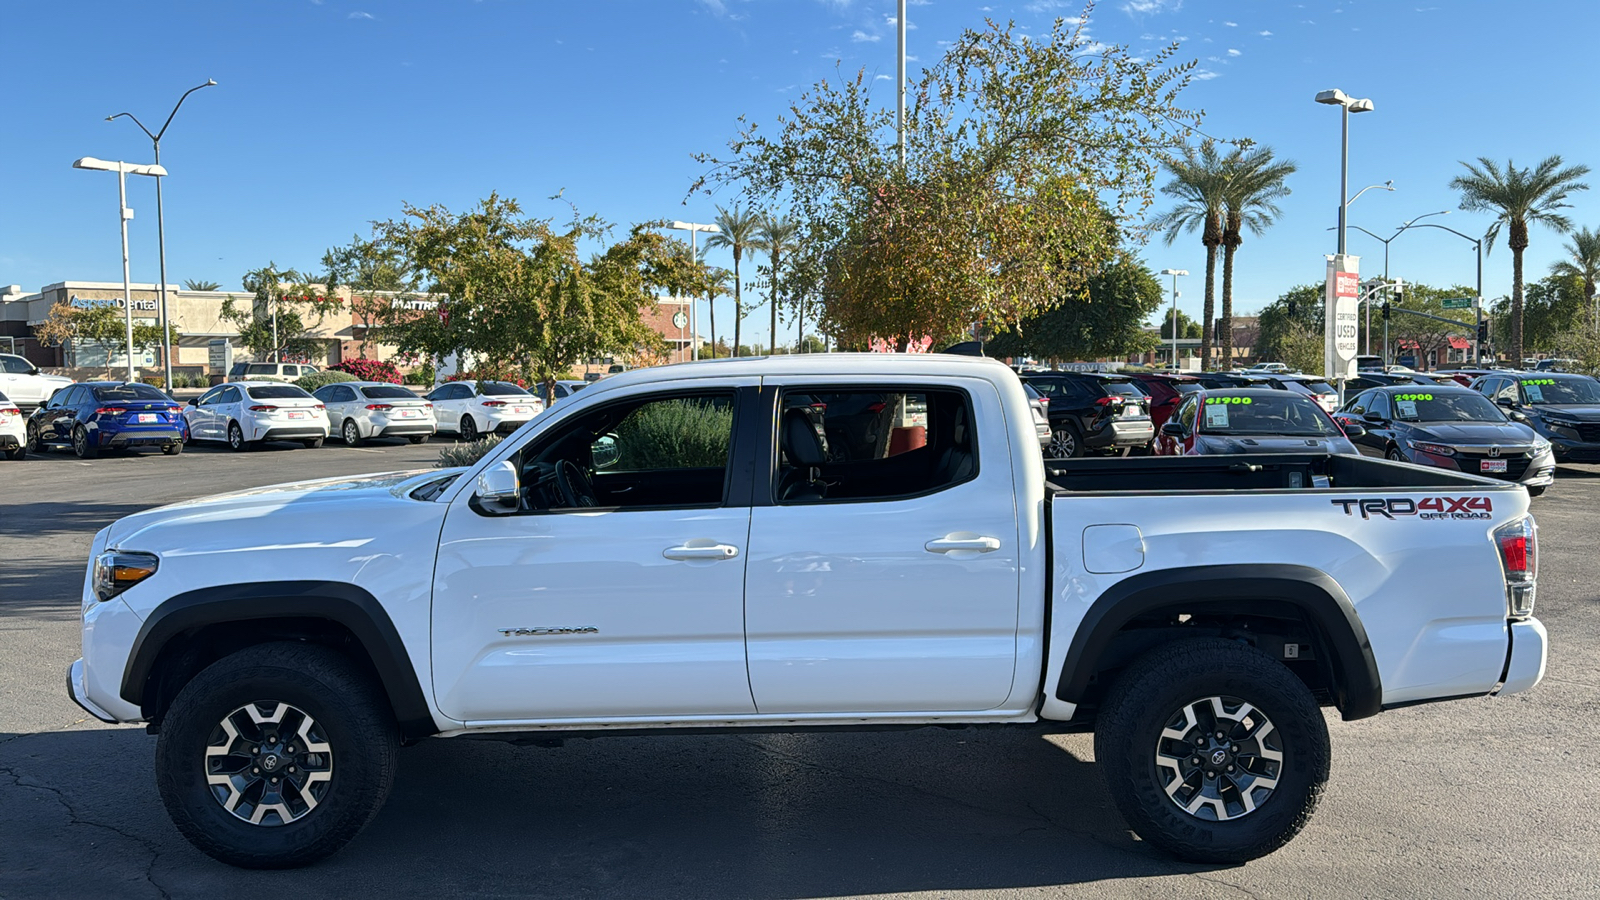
[1094,637,1329,863]
[155,642,399,868]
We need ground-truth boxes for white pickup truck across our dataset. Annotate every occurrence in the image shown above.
[68,354,1547,869]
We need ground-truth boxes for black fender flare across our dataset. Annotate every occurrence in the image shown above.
[1055,564,1383,720]
[121,580,438,738]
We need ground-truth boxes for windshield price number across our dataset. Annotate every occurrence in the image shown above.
[1394,393,1433,402]
[1205,397,1253,405]
[1523,379,1557,386]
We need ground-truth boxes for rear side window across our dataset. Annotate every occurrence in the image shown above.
[246,385,312,400]
[774,388,976,504]
[93,384,168,402]
[361,385,415,400]
[245,363,277,375]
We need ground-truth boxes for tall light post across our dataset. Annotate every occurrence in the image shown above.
[1314,89,1375,256]
[72,157,168,382]
[1402,222,1486,363]
[107,79,217,392]
[667,221,722,360]
[1340,210,1450,354]
[1160,269,1188,368]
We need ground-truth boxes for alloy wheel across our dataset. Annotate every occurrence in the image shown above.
[343,420,360,445]
[204,700,334,827]
[229,423,244,451]
[1050,428,1077,458]
[1154,695,1284,822]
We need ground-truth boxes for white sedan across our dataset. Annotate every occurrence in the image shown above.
[183,382,328,451]
[313,381,436,446]
[0,389,25,459]
[423,380,543,441]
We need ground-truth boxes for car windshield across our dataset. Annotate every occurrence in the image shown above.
[480,381,530,396]
[361,385,415,399]
[1389,390,1506,422]
[1199,394,1338,437]
[92,384,168,402]
[245,385,312,400]
[1520,377,1600,405]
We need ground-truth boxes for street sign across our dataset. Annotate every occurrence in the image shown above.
[1442,297,1473,309]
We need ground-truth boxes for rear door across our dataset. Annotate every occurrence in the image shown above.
[742,377,1022,714]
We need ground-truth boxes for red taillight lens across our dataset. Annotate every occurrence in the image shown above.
[480,400,506,407]
[366,404,392,411]
[1493,516,1537,618]
[314,404,325,410]
[424,403,433,409]
[248,405,274,412]
[95,407,121,416]
[0,407,18,417]
[1500,534,1528,573]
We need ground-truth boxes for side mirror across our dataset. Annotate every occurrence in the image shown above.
[1160,421,1185,437]
[1361,412,1385,425]
[187,397,198,406]
[591,434,621,470]
[474,460,520,510]
[1343,422,1368,438]
[1495,396,1517,408]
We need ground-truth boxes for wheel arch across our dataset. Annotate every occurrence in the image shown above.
[122,580,438,740]
[1055,564,1383,721]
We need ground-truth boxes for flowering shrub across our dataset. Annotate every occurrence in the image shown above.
[298,370,360,392]
[330,358,402,384]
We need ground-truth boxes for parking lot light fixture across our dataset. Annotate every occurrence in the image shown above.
[1315,88,1376,257]
[73,157,168,382]
[1160,269,1188,368]
[665,221,722,361]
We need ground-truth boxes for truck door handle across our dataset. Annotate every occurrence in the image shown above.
[663,542,740,561]
[925,534,1001,554]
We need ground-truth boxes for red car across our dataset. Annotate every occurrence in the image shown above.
[1127,372,1203,433]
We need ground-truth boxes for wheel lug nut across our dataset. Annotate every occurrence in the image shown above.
[252,767,259,774]
[1227,765,1235,772]
[287,746,295,753]
[271,777,278,784]
[1231,745,1239,753]
[1192,757,1202,765]
[1216,732,1225,739]
[288,766,296,773]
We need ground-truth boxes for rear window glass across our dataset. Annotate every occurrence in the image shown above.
[1297,381,1335,394]
[1101,380,1146,399]
[480,381,531,396]
[92,384,168,402]
[245,363,279,375]
[1199,394,1339,437]
[1172,382,1203,394]
[246,385,312,400]
[360,385,415,400]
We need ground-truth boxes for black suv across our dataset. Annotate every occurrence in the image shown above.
[1471,371,1600,463]
[1021,372,1153,457]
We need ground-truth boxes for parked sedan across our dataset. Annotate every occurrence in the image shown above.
[1471,371,1600,463]
[1334,385,1554,495]
[0,353,73,410]
[1158,388,1363,457]
[424,380,544,441]
[0,390,25,459]
[314,381,436,446]
[26,382,184,458]
[550,380,590,404]
[1022,372,1154,457]
[183,382,328,451]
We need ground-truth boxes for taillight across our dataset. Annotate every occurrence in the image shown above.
[1493,516,1537,618]
[0,407,17,417]
[480,400,506,407]
[248,405,274,412]
[94,407,121,416]
[314,404,325,410]
[424,403,434,410]
[366,404,392,411]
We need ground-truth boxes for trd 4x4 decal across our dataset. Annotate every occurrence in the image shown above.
[1333,496,1493,520]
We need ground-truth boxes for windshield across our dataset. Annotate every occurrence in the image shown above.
[481,381,531,396]
[360,385,416,400]
[1198,394,1339,437]
[92,384,169,402]
[1389,391,1507,422]
[245,385,312,400]
[1521,377,1600,405]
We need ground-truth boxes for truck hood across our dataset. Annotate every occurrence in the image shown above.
[105,469,459,548]
[1195,435,1359,456]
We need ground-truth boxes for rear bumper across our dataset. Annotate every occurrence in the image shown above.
[1497,618,1548,696]
[376,422,436,438]
[0,433,19,449]
[99,428,183,448]
[257,426,329,442]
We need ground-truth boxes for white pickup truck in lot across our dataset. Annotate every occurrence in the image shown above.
[68,354,1547,869]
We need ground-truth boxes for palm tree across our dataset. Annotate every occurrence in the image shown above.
[1549,226,1600,331]
[705,265,731,357]
[1219,146,1297,364]
[181,279,221,291]
[752,214,801,354]
[1450,156,1590,362]
[1152,141,1229,370]
[704,205,762,357]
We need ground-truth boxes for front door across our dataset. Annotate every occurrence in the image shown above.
[430,383,758,723]
[743,380,1023,714]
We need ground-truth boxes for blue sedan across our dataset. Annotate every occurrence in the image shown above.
[26,382,185,458]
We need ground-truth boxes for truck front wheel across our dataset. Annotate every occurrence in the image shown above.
[1095,638,1330,863]
[154,642,399,868]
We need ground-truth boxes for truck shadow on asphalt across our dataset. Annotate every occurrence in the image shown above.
[0,725,1218,898]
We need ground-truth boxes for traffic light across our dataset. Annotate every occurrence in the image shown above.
[1382,302,1391,320]
[1477,321,1489,343]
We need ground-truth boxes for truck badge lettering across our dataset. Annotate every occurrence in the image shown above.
[499,626,600,637]
[1332,497,1492,520]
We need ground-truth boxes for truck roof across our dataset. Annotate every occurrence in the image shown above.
[579,352,1019,396]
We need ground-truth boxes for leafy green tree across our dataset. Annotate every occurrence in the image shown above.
[33,300,180,377]
[181,279,221,291]
[1219,145,1296,365]
[797,333,828,354]
[1157,308,1203,340]
[324,233,412,358]
[704,205,761,357]
[753,214,800,355]
[696,12,1200,349]
[1489,273,1585,353]
[1153,141,1228,369]
[1384,282,1475,368]
[985,257,1163,362]
[1449,155,1590,362]
[1549,226,1600,331]
[1253,285,1323,370]
[221,263,343,362]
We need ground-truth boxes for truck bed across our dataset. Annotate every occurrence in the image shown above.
[1044,453,1514,494]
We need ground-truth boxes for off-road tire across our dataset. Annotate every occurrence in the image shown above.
[407,435,427,445]
[26,422,44,453]
[1095,637,1329,863]
[162,441,183,456]
[155,642,399,869]
[1050,422,1084,459]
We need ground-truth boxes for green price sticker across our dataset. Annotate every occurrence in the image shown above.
[1394,393,1433,401]
[1205,396,1253,405]
[1524,378,1557,385]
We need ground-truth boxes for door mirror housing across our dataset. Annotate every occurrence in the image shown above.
[1508,410,1529,423]
[474,460,521,512]
[1361,412,1386,425]
[1160,421,1185,437]
[187,397,198,406]
[1342,422,1368,438]
[1495,396,1517,409]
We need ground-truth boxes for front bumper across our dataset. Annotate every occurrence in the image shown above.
[1547,436,1600,463]
[1497,618,1548,696]
[67,659,118,723]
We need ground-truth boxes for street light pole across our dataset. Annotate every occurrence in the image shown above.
[1402,222,1485,363]
[667,221,723,360]
[107,79,216,392]
[73,158,167,383]
[1160,269,1188,369]
[1315,90,1375,257]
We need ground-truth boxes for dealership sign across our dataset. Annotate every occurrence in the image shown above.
[1324,255,1360,380]
[70,294,157,312]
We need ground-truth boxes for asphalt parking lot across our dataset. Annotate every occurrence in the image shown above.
[2,444,1597,899]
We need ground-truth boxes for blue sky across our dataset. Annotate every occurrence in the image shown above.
[4,0,1598,348]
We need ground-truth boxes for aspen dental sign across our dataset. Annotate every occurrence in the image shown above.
[1324,255,1360,380]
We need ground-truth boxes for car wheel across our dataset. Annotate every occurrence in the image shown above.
[72,425,97,459]
[1095,638,1330,863]
[407,435,427,445]
[1385,446,1405,462]
[162,440,183,456]
[228,421,249,452]
[1049,423,1084,458]
[459,415,479,442]
[303,437,324,449]
[342,420,362,447]
[154,642,398,869]
[26,422,44,452]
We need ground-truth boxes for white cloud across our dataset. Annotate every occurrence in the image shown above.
[852,30,880,42]
[1120,0,1182,14]
[875,74,892,80]
[1193,69,1221,80]
[1223,20,1237,26]
[697,0,726,14]
[1227,48,1240,56]
[885,14,916,29]
[347,10,374,19]
[1259,30,1272,36]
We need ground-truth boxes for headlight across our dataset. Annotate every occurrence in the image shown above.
[1531,437,1553,456]
[1407,440,1455,457]
[93,551,159,602]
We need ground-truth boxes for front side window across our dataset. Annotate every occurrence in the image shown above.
[1341,391,1372,416]
[774,388,975,504]
[2,355,31,374]
[1366,392,1391,420]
